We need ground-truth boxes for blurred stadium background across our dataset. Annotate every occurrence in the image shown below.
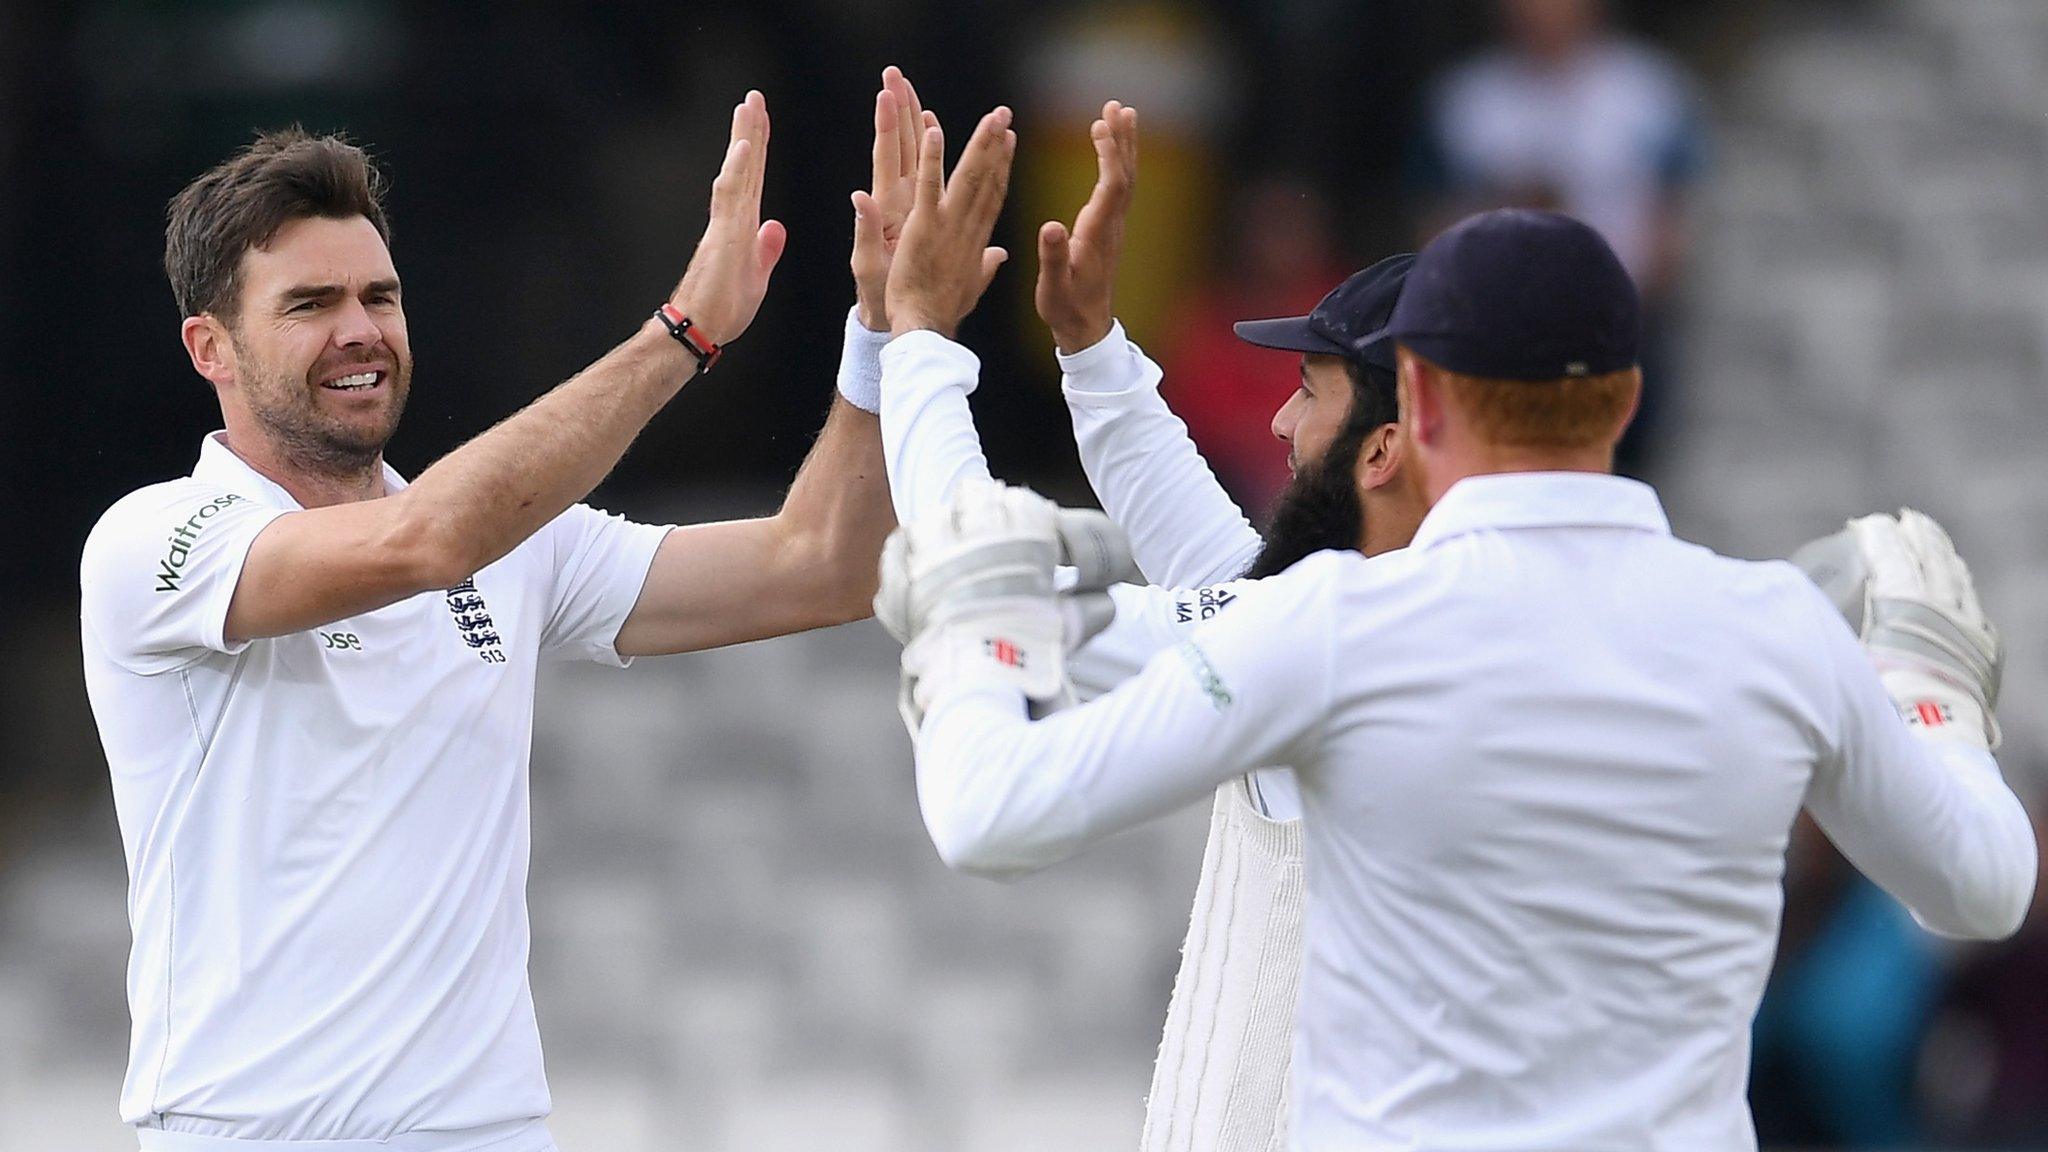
[3,0,2046,1148]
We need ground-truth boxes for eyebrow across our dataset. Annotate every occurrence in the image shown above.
[277,277,402,303]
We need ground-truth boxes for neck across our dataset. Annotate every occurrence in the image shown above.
[1359,484,1424,559]
[218,427,388,508]
[1420,443,1613,505]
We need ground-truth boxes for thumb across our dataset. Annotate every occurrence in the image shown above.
[756,219,788,275]
[851,191,882,256]
[1037,220,1071,285]
[978,246,1009,295]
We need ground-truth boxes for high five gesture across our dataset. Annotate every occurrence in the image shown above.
[885,106,1017,340]
[670,90,788,347]
[852,67,938,333]
[1036,101,1138,354]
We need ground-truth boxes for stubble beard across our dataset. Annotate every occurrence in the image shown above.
[234,336,411,483]
[1244,428,1368,580]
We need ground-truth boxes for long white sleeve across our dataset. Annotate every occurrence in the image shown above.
[1061,324,1264,587]
[915,559,1336,879]
[1798,585,2037,940]
[1068,580,1257,701]
[880,330,995,523]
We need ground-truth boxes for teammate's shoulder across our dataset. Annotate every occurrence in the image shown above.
[1262,547,1412,596]
[1675,542,1843,620]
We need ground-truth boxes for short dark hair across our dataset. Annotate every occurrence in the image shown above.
[1339,359,1399,439]
[164,127,392,322]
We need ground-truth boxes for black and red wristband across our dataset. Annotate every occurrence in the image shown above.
[653,303,722,374]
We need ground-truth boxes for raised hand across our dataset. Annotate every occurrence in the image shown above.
[669,90,788,348]
[852,66,937,332]
[1036,100,1138,355]
[885,106,1017,341]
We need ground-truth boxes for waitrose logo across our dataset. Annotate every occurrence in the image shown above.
[155,494,247,593]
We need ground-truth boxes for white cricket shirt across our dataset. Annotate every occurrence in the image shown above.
[1057,323,1300,821]
[916,469,2036,1151]
[879,326,1298,820]
[80,433,668,1149]
[878,325,1309,1152]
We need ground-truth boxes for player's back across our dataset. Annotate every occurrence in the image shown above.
[1290,473,1842,1151]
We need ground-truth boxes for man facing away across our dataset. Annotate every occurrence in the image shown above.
[80,90,902,1151]
[886,203,2036,1149]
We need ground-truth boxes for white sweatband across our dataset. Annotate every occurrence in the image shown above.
[836,305,890,414]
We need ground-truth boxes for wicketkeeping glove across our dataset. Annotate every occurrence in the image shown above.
[875,478,1137,733]
[1792,509,2003,749]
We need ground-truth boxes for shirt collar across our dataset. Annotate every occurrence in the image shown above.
[1408,471,1670,551]
[191,431,409,511]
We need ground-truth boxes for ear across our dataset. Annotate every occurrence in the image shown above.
[1355,422,1403,491]
[1614,367,1644,439]
[181,314,237,391]
[1396,347,1444,448]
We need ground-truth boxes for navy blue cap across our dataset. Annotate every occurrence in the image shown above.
[1368,209,1639,381]
[1232,253,1414,372]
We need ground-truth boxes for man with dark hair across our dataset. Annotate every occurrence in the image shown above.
[80,90,912,1151]
[886,203,2034,1149]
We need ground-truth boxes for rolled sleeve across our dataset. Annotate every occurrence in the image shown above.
[537,504,672,666]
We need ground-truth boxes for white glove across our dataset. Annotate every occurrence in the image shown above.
[875,478,1135,733]
[1795,510,2003,748]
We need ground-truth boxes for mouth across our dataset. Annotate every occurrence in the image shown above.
[320,368,388,393]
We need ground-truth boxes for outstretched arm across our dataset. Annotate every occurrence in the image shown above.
[875,93,1016,524]
[1038,103,1262,586]
[917,556,1336,878]
[613,79,925,656]
[224,94,787,643]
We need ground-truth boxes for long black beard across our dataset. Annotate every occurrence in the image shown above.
[1244,431,1367,579]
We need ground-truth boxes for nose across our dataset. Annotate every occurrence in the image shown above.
[331,296,381,349]
[1272,391,1302,444]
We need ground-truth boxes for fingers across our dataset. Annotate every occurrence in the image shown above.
[1851,513,1918,601]
[947,108,1015,227]
[873,88,899,190]
[746,90,770,204]
[1055,507,1139,588]
[1899,508,1975,614]
[886,66,923,179]
[1074,101,1135,238]
[914,123,946,209]
[1113,102,1138,182]
[714,91,770,221]
[709,137,748,215]
[1102,100,1137,197]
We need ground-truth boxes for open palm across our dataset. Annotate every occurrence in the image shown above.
[1035,101,1138,355]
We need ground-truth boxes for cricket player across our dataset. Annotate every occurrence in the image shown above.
[872,99,1428,1151]
[881,200,2035,1148]
[80,88,908,1151]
